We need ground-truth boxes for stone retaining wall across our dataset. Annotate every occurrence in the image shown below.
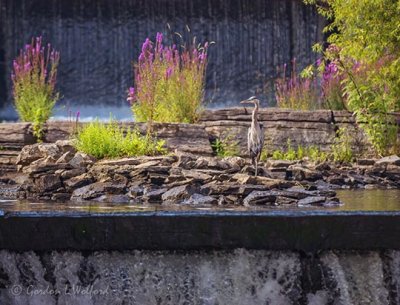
[201,108,371,155]
[1,109,399,173]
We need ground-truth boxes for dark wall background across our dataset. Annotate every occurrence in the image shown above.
[0,0,324,119]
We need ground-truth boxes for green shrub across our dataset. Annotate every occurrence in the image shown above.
[74,120,167,159]
[307,146,328,163]
[211,132,240,158]
[304,0,400,155]
[331,127,353,163]
[11,37,60,140]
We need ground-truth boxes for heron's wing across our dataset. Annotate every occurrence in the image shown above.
[247,128,252,153]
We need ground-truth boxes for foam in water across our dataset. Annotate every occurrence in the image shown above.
[1,249,400,304]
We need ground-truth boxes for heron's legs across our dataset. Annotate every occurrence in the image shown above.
[255,159,258,177]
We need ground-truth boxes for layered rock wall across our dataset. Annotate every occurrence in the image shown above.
[1,109,399,174]
[201,108,371,155]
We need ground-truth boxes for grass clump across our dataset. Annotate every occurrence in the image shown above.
[11,37,60,140]
[74,120,167,159]
[211,132,240,158]
[262,139,329,162]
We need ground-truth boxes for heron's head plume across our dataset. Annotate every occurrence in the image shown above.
[240,96,260,106]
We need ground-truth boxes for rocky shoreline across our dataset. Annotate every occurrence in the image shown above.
[1,140,400,207]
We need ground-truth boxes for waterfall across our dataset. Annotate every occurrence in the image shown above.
[0,0,324,119]
[0,249,399,305]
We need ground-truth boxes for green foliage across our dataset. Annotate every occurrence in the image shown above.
[283,139,297,160]
[331,127,354,163]
[211,133,240,158]
[307,146,329,163]
[304,0,400,155]
[130,33,209,125]
[74,120,167,159]
[266,139,328,162]
[12,37,60,140]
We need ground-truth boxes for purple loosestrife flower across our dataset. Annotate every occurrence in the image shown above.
[166,67,173,79]
[127,87,136,104]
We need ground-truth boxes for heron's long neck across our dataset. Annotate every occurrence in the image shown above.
[252,104,259,126]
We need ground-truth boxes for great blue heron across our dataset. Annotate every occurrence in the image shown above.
[240,96,264,176]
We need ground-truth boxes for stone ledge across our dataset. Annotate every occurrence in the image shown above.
[0,210,400,252]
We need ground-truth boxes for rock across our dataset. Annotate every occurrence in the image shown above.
[23,161,71,176]
[71,181,127,201]
[289,166,323,182]
[16,144,43,165]
[175,152,197,169]
[37,143,61,159]
[56,151,74,164]
[314,162,331,171]
[231,173,292,189]
[201,182,241,196]
[97,155,178,167]
[183,193,218,205]
[55,140,76,154]
[239,184,270,196]
[223,156,246,168]
[69,152,96,168]
[317,189,337,198]
[35,174,62,192]
[93,194,131,203]
[143,188,168,204]
[51,193,71,201]
[284,187,318,199]
[376,155,400,166]
[357,159,376,166]
[134,160,161,169]
[275,196,297,205]
[243,191,276,206]
[64,173,94,191]
[59,168,86,180]
[326,175,346,185]
[180,169,213,183]
[0,184,24,199]
[266,159,296,168]
[162,184,198,204]
[297,196,327,206]
[127,186,144,198]
[268,168,289,180]
[232,173,257,184]
[385,165,400,179]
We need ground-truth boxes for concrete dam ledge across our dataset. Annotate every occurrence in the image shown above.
[1,208,400,252]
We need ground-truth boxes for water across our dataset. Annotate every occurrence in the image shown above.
[0,0,324,120]
[1,190,400,304]
[336,189,400,211]
[1,189,400,214]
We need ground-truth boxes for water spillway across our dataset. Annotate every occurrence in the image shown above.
[0,0,324,119]
[1,249,399,305]
[0,200,400,304]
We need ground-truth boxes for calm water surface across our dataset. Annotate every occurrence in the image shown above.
[0,190,399,214]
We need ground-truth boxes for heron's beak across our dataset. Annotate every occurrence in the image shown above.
[240,100,253,104]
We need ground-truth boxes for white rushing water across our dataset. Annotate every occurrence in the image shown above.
[0,249,399,305]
